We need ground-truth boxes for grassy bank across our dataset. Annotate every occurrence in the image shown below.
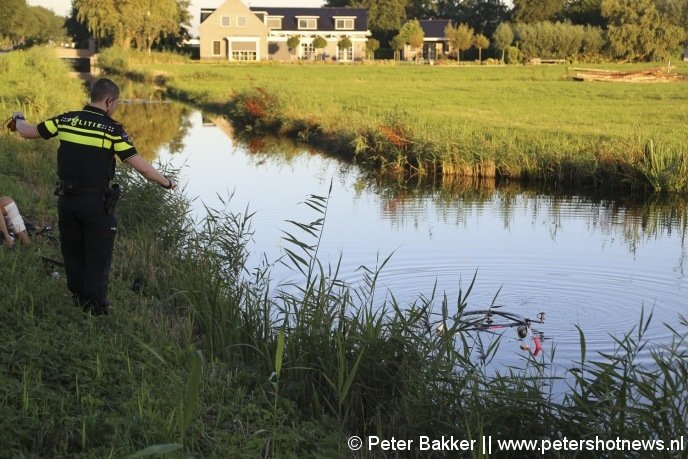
[100,48,688,193]
[2,48,687,457]
[0,47,339,457]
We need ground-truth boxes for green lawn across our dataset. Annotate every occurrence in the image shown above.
[140,61,687,146]
[109,57,687,191]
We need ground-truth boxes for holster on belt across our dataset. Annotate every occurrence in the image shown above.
[104,183,123,215]
[54,181,122,215]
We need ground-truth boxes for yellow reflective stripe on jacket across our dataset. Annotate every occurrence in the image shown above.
[112,141,133,153]
[57,131,113,150]
[54,124,134,154]
[44,119,58,135]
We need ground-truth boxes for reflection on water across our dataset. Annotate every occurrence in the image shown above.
[143,108,686,366]
[117,103,192,161]
[369,178,688,263]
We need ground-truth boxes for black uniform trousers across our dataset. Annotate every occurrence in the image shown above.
[58,193,117,315]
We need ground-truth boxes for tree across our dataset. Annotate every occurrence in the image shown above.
[326,0,409,50]
[73,0,186,50]
[28,6,68,44]
[399,19,425,60]
[492,22,514,62]
[337,36,353,49]
[564,0,606,27]
[390,34,405,60]
[366,37,380,60]
[286,35,300,60]
[406,0,435,18]
[656,0,688,38]
[1,1,66,47]
[66,3,94,48]
[602,0,686,61]
[0,0,23,34]
[513,0,566,23]
[1,0,27,45]
[474,33,489,61]
[337,36,353,60]
[455,0,511,38]
[514,21,604,60]
[331,0,409,32]
[313,35,327,60]
[446,22,474,61]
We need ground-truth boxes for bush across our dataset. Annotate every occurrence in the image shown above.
[226,87,283,134]
[97,46,131,73]
[0,47,86,121]
[505,46,521,64]
[513,21,606,62]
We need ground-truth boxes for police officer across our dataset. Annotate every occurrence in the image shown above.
[12,77,177,315]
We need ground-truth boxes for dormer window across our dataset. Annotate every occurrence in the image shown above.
[334,17,355,30]
[237,16,246,27]
[221,16,230,27]
[297,17,318,30]
[266,16,282,29]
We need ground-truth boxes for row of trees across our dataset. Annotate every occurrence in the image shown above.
[0,0,66,47]
[284,36,383,61]
[329,0,688,62]
[392,17,677,64]
[70,0,191,51]
[1,0,193,52]
[285,35,352,60]
[2,0,685,62]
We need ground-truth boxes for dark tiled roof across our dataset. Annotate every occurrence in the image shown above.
[249,7,368,32]
[418,19,452,39]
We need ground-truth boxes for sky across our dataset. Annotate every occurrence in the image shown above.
[27,0,325,35]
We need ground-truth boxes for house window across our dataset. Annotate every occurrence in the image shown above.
[221,16,230,27]
[212,40,221,55]
[232,51,257,61]
[266,17,282,29]
[301,42,315,60]
[335,18,354,30]
[337,45,352,61]
[237,16,246,27]
[297,18,317,30]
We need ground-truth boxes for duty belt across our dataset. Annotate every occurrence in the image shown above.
[55,180,109,196]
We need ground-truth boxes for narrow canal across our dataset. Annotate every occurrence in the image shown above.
[120,103,687,368]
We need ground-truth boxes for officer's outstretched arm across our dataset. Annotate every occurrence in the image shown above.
[125,155,177,190]
[11,112,40,139]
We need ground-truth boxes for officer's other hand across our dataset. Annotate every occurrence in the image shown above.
[12,111,25,121]
[161,176,177,190]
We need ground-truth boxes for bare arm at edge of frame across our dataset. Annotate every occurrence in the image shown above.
[125,155,177,190]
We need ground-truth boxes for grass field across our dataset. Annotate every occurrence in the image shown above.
[102,50,688,192]
[151,61,688,144]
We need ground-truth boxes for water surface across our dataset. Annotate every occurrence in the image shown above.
[123,106,687,368]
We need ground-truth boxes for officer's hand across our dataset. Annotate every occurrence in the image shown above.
[8,112,25,132]
[161,176,177,190]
